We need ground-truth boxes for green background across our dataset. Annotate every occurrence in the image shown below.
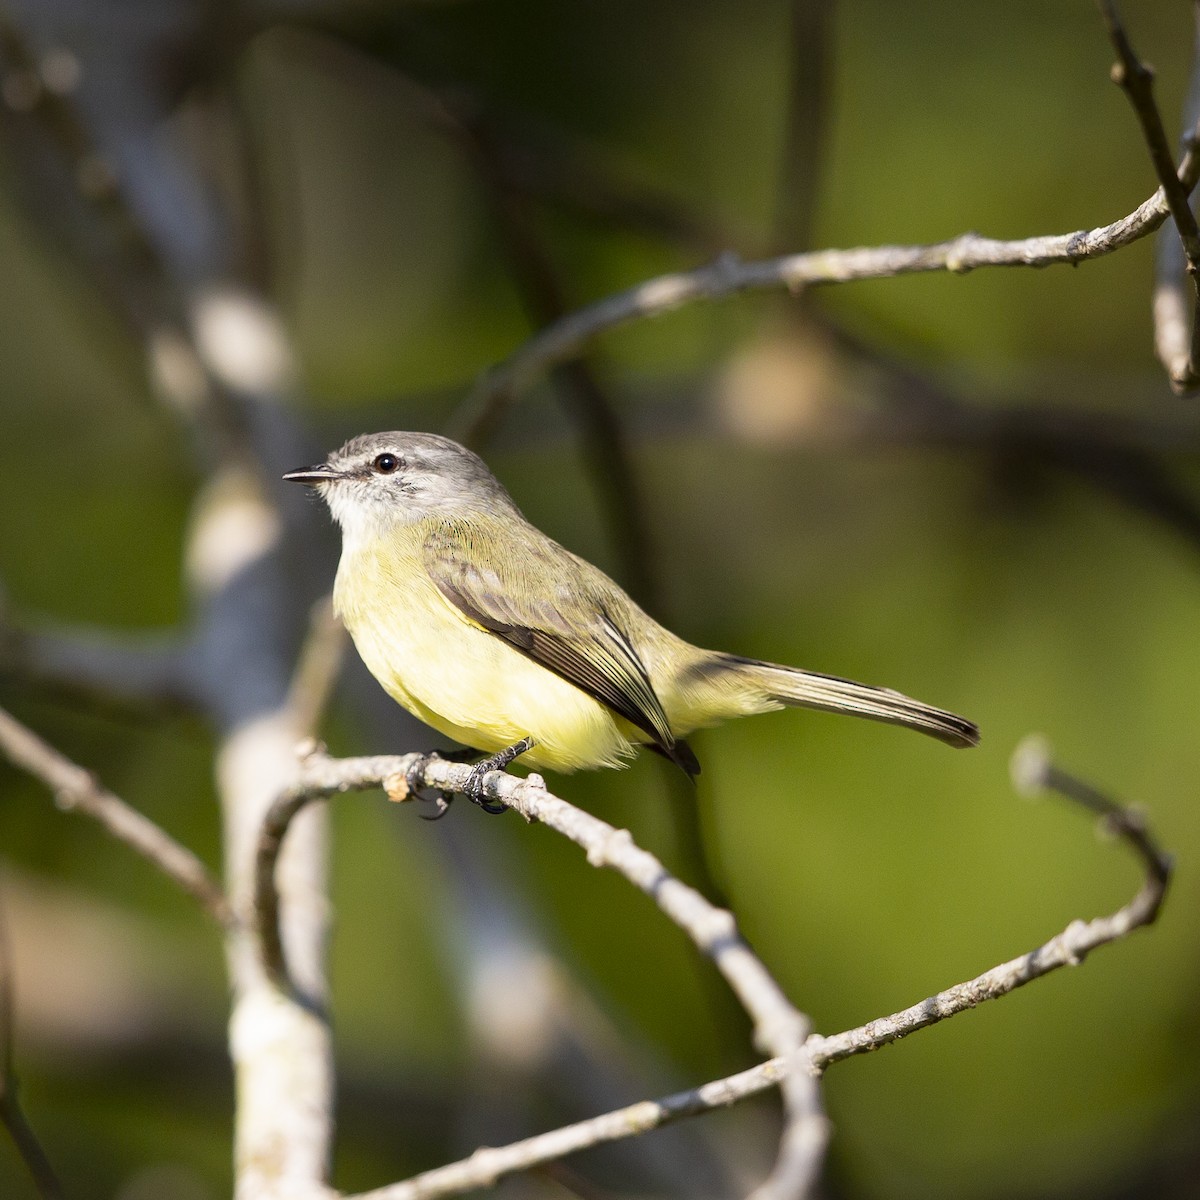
[1,1,1197,1197]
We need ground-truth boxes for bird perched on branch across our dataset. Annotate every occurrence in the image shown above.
[285,432,978,810]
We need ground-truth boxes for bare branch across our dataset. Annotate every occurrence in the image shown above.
[285,596,346,744]
[343,741,1169,1200]
[1007,736,1170,923]
[0,624,196,716]
[454,178,1198,439]
[1101,2,1200,263]
[814,319,1200,556]
[273,31,734,255]
[1101,0,1200,392]
[772,0,835,253]
[348,1059,789,1200]
[256,747,828,1197]
[465,122,662,611]
[1153,4,1200,391]
[333,55,664,612]
[815,738,1170,1062]
[0,885,66,1200]
[0,10,337,1196]
[0,706,233,926]
[457,109,743,951]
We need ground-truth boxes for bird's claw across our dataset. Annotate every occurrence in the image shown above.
[459,737,535,815]
[408,739,535,819]
[462,762,509,814]
[405,753,456,821]
[418,792,454,821]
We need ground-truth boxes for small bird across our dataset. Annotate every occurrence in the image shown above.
[285,433,978,808]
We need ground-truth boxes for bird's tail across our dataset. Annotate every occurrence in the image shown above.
[670,653,979,748]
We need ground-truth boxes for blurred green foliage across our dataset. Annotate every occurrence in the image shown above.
[1,1,1198,1198]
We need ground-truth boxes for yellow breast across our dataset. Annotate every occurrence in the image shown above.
[333,534,640,773]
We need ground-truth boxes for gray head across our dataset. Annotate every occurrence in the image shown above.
[284,432,517,546]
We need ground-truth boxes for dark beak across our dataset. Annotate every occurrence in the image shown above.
[283,463,339,485]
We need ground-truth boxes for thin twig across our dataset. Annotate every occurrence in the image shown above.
[0,11,337,1196]
[1101,1,1200,262]
[1153,3,1200,391]
[1100,0,1200,392]
[265,30,734,256]
[285,596,346,743]
[466,123,661,610]
[347,1059,790,1200]
[340,739,1169,1200]
[465,112,743,973]
[0,1090,64,1198]
[368,78,663,611]
[0,885,66,1200]
[456,170,1200,438]
[819,318,1200,555]
[1008,736,1170,924]
[0,625,196,717]
[0,707,233,926]
[772,0,835,254]
[255,747,828,1198]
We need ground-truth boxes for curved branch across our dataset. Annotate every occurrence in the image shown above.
[341,739,1170,1200]
[256,746,828,1198]
[454,170,1199,440]
[1101,0,1200,391]
[0,706,232,926]
[1151,3,1200,391]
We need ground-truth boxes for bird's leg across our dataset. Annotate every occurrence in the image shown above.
[462,737,536,814]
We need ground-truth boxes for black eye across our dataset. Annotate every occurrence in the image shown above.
[373,452,401,475]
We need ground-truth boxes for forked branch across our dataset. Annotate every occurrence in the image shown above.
[256,745,827,1199]
[1100,0,1200,391]
[254,739,1168,1200]
[455,181,1200,441]
[0,707,232,926]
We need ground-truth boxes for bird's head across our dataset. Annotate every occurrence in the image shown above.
[284,432,515,546]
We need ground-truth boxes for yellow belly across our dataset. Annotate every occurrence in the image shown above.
[333,542,640,773]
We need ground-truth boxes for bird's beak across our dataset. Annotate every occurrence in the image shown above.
[283,463,339,485]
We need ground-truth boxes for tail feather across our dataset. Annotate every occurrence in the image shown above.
[759,662,979,748]
[672,653,979,748]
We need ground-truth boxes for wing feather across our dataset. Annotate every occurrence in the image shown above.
[423,522,697,774]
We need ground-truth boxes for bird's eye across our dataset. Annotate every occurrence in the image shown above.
[373,453,402,475]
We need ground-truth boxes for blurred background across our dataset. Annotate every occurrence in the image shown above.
[0,0,1198,1197]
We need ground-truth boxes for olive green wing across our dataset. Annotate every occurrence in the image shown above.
[423,521,698,776]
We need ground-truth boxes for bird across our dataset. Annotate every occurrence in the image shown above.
[284,432,978,809]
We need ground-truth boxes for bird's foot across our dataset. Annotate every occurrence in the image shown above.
[405,750,472,821]
[462,737,535,814]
